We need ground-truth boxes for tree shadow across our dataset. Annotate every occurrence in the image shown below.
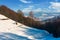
[18,26,50,39]
[20,26,60,40]
[0,32,30,40]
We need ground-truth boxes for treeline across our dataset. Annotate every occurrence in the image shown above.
[0,5,42,28]
[17,10,41,27]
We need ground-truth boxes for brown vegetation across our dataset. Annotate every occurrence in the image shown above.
[0,5,19,22]
[0,5,42,27]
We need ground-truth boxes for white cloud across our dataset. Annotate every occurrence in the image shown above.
[22,5,42,13]
[39,15,54,20]
[33,8,51,13]
[39,13,55,20]
[33,8,42,13]
[42,14,48,17]
[49,2,60,12]
[22,5,51,14]
[20,0,32,3]
[22,6,34,13]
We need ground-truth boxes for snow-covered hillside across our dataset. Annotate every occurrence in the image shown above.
[0,14,60,40]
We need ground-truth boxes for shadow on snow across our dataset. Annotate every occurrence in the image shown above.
[0,32,30,40]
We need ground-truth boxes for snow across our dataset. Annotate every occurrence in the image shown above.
[0,14,60,40]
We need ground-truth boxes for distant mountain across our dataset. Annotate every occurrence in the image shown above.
[43,15,60,23]
[42,15,60,37]
[34,12,60,20]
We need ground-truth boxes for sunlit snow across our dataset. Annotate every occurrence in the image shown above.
[0,14,60,40]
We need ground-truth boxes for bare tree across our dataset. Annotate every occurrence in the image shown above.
[29,11,34,19]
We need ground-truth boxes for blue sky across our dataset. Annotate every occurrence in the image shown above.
[0,0,60,20]
[0,0,60,12]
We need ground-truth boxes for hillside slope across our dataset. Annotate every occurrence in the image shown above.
[0,14,60,40]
